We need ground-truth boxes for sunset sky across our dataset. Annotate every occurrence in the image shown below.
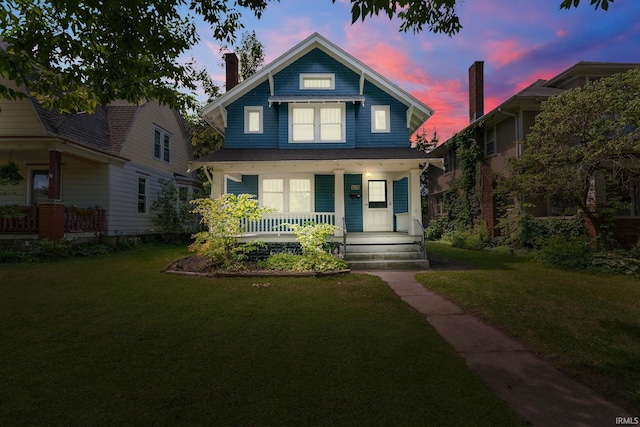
[189,0,640,142]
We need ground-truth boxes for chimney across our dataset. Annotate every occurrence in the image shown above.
[469,61,484,122]
[224,52,239,91]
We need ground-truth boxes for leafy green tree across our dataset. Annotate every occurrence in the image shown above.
[506,67,640,248]
[1,1,611,113]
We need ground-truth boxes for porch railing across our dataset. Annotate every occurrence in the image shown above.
[243,212,335,234]
[414,218,427,260]
[0,206,106,234]
[0,206,38,233]
[64,207,106,232]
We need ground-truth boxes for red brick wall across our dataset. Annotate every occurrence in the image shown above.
[38,203,65,240]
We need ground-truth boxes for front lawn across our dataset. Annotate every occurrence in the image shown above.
[0,245,522,426]
[418,242,640,413]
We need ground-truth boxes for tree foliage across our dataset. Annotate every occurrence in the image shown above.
[0,0,612,113]
[507,67,640,248]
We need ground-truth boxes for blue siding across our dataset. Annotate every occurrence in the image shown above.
[355,81,410,147]
[225,81,278,149]
[223,48,411,151]
[344,174,363,232]
[226,175,258,196]
[393,177,408,230]
[314,174,335,212]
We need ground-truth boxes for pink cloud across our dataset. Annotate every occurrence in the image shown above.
[485,39,525,68]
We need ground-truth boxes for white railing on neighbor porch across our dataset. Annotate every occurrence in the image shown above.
[243,212,335,234]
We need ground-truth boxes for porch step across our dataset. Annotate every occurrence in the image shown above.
[344,242,428,270]
[346,259,430,270]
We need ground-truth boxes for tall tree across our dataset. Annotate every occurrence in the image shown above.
[506,67,640,248]
[0,0,613,113]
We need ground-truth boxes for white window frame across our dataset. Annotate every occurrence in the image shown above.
[153,126,172,163]
[137,176,147,214]
[485,127,496,157]
[371,105,390,133]
[244,106,263,134]
[299,73,335,90]
[288,103,346,143]
[259,175,314,213]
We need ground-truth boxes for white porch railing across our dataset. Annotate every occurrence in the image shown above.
[243,212,335,234]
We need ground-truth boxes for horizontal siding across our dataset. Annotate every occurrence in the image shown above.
[355,81,410,148]
[488,117,517,177]
[224,80,278,149]
[106,162,178,236]
[344,174,363,232]
[118,101,193,178]
[314,174,335,212]
[0,78,46,136]
[227,175,258,195]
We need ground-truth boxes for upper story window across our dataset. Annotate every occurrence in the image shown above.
[300,73,335,90]
[289,103,345,143]
[485,127,496,157]
[371,105,390,133]
[154,126,171,163]
[244,106,263,134]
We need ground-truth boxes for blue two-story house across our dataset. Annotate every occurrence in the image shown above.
[192,33,440,251]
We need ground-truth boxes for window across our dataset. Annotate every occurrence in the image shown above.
[435,196,444,216]
[300,73,335,90]
[31,169,49,205]
[138,176,147,213]
[261,177,312,213]
[371,105,390,133]
[368,180,387,208]
[290,103,345,143]
[154,127,171,163]
[485,127,496,157]
[244,106,263,134]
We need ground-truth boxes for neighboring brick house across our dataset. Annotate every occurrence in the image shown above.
[0,76,199,244]
[426,61,640,245]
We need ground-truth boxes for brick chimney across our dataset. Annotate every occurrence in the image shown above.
[224,52,239,91]
[469,61,484,122]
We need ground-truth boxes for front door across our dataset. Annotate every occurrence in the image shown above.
[364,178,393,231]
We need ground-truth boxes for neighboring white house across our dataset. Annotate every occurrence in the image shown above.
[0,76,199,244]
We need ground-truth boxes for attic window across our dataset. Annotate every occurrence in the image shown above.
[154,126,172,163]
[300,73,335,90]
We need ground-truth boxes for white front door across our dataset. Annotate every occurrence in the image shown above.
[364,178,393,231]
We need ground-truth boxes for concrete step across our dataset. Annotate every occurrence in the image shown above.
[344,243,422,253]
[345,251,425,261]
[347,259,430,270]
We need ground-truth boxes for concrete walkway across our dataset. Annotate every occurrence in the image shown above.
[368,271,634,427]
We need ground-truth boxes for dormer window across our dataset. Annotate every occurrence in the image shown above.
[300,73,335,90]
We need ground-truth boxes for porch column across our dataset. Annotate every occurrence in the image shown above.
[39,202,65,240]
[334,169,344,237]
[48,149,62,201]
[209,170,225,199]
[408,168,421,236]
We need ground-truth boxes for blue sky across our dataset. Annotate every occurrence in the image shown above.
[189,0,640,141]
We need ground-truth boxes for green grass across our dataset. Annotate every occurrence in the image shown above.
[0,245,523,426]
[419,242,640,412]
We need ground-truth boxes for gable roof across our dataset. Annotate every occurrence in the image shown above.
[200,32,434,135]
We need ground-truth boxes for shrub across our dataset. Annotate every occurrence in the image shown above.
[446,223,494,250]
[535,235,594,270]
[591,251,640,275]
[425,216,450,241]
[189,194,273,271]
[151,178,199,238]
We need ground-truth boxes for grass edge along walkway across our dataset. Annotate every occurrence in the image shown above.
[371,270,632,426]
[417,241,640,416]
[0,245,524,426]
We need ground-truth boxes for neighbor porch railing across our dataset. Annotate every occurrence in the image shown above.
[0,205,106,234]
[243,212,335,234]
[0,206,38,233]
[64,206,106,232]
